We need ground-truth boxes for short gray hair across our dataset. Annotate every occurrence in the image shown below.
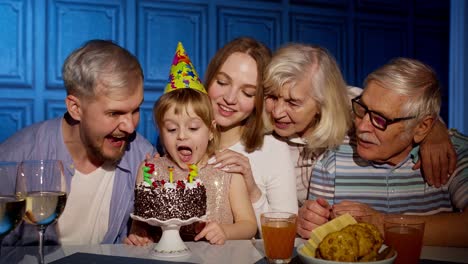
[364,57,441,128]
[62,39,143,99]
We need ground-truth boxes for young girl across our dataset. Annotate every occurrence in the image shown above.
[125,43,256,245]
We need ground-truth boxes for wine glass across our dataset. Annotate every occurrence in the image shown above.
[0,162,26,249]
[18,160,67,264]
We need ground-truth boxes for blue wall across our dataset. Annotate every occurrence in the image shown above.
[0,0,453,144]
[449,0,468,134]
[465,2,468,134]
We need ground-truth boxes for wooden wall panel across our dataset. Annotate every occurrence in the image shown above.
[217,6,281,51]
[46,0,124,89]
[0,99,33,143]
[45,99,66,120]
[136,1,209,142]
[414,19,449,122]
[0,0,32,87]
[356,0,409,14]
[355,18,408,86]
[139,101,157,147]
[137,1,208,90]
[0,0,453,144]
[291,0,348,9]
[290,12,349,81]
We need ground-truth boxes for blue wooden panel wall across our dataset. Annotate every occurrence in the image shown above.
[0,0,450,144]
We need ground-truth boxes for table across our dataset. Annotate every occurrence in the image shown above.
[421,246,468,263]
[1,240,263,264]
[1,238,467,264]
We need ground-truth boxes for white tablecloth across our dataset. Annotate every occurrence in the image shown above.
[2,238,467,264]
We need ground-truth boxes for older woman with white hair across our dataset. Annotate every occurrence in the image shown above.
[262,44,457,235]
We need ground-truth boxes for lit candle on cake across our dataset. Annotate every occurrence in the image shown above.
[143,162,154,185]
[168,166,174,183]
[188,164,198,183]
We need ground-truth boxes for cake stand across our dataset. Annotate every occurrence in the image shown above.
[130,214,207,258]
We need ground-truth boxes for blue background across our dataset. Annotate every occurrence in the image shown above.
[0,0,465,145]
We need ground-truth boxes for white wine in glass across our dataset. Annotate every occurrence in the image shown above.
[19,160,67,264]
[0,162,26,243]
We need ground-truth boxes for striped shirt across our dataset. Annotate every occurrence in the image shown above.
[308,129,468,214]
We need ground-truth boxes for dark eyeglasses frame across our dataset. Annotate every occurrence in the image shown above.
[351,95,416,131]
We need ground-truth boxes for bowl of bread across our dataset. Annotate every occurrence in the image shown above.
[298,214,396,264]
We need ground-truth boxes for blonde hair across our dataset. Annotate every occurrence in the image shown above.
[154,89,219,157]
[62,39,143,100]
[204,37,272,152]
[264,43,351,152]
[364,57,441,129]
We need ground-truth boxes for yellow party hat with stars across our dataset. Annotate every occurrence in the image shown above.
[165,42,206,94]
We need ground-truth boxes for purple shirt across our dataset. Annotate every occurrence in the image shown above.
[0,116,156,245]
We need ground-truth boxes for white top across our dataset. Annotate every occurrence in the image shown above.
[229,134,298,232]
[57,167,115,245]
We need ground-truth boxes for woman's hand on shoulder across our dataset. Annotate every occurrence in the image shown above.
[415,119,457,187]
[194,221,226,245]
[209,149,261,202]
[210,149,252,177]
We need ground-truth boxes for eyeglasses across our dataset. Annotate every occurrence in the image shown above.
[351,95,416,131]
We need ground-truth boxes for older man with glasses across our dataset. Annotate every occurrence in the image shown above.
[297,58,468,247]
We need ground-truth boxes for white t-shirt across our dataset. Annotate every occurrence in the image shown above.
[58,166,115,245]
[229,134,298,232]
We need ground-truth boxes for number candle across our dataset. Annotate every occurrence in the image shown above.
[143,162,154,185]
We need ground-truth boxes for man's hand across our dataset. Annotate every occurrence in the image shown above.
[208,149,262,203]
[297,198,331,239]
[332,200,384,234]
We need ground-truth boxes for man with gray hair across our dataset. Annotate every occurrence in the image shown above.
[297,58,467,246]
[0,40,156,245]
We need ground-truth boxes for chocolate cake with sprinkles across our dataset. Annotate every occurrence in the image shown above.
[134,162,207,221]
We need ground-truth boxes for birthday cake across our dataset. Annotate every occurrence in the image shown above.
[134,162,207,221]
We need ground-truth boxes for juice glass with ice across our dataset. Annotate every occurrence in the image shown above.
[384,216,425,264]
[261,212,297,263]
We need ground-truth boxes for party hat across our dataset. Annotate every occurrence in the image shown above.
[165,42,206,94]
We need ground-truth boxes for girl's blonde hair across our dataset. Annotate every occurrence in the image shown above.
[154,89,219,157]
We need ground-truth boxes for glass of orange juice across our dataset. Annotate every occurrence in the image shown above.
[261,212,297,263]
[384,216,425,264]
